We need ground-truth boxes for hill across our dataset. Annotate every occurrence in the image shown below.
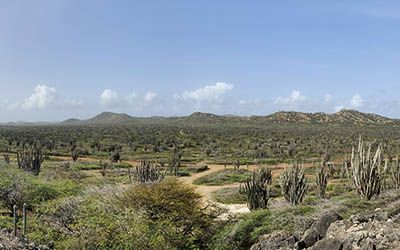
[54,109,398,126]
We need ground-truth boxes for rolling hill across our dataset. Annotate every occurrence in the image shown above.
[58,109,399,127]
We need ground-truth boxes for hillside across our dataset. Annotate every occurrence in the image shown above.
[59,109,399,126]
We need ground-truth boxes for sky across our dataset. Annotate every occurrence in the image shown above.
[1,1,400,122]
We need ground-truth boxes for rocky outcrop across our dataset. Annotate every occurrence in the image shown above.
[250,209,400,250]
[312,209,400,250]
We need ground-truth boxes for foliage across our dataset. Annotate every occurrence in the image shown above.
[0,167,61,212]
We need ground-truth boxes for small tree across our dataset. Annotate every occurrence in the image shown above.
[351,137,382,200]
[280,164,308,205]
[17,142,45,175]
[240,167,272,210]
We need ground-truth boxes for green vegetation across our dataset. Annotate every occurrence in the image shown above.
[0,114,400,249]
[193,169,252,186]
[212,187,247,204]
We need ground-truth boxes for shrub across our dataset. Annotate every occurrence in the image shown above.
[0,167,59,212]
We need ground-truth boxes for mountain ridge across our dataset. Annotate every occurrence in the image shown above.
[54,109,399,126]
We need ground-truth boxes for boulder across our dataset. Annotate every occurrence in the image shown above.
[250,230,296,250]
[296,211,342,249]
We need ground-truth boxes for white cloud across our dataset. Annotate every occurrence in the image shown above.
[334,105,345,112]
[21,85,57,110]
[100,89,119,107]
[274,90,308,106]
[350,94,363,108]
[324,94,332,103]
[181,82,234,102]
[144,91,157,102]
[239,100,246,105]
[125,92,137,104]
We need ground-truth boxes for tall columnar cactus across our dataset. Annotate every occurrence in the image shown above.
[71,146,79,162]
[17,142,45,175]
[3,148,10,164]
[316,161,328,198]
[169,144,182,176]
[280,164,308,205]
[351,137,383,200]
[240,167,272,210]
[136,160,165,183]
[390,156,400,189]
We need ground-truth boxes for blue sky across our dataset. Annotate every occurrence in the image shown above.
[1,1,400,121]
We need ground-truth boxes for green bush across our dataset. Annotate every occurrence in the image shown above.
[0,167,59,212]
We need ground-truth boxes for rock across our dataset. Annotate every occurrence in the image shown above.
[250,230,296,250]
[308,237,343,250]
[296,211,342,249]
[374,211,388,222]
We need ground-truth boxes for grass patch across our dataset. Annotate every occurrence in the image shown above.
[193,169,252,186]
[212,187,247,204]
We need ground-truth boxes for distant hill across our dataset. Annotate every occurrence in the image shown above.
[261,109,395,125]
[61,118,82,125]
[85,112,134,124]
[10,109,400,127]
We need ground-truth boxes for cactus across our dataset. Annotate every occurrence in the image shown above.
[71,146,79,162]
[110,151,121,163]
[351,136,383,200]
[280,164,308,205]
[3,147,10,164]
[169,144,182,176]
[136,160,165,183]
[234,159,241,170]
[240,167,272,210]
[389,156,400,189]
[316,161,328,198]
[16,142,45,175]
[100,161,109,178]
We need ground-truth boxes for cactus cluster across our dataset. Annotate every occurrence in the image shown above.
[351,137,382,200]
[280,164,308,205]
[16,142,45,175]
[136,160,165,183]
[240,167,272,210]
